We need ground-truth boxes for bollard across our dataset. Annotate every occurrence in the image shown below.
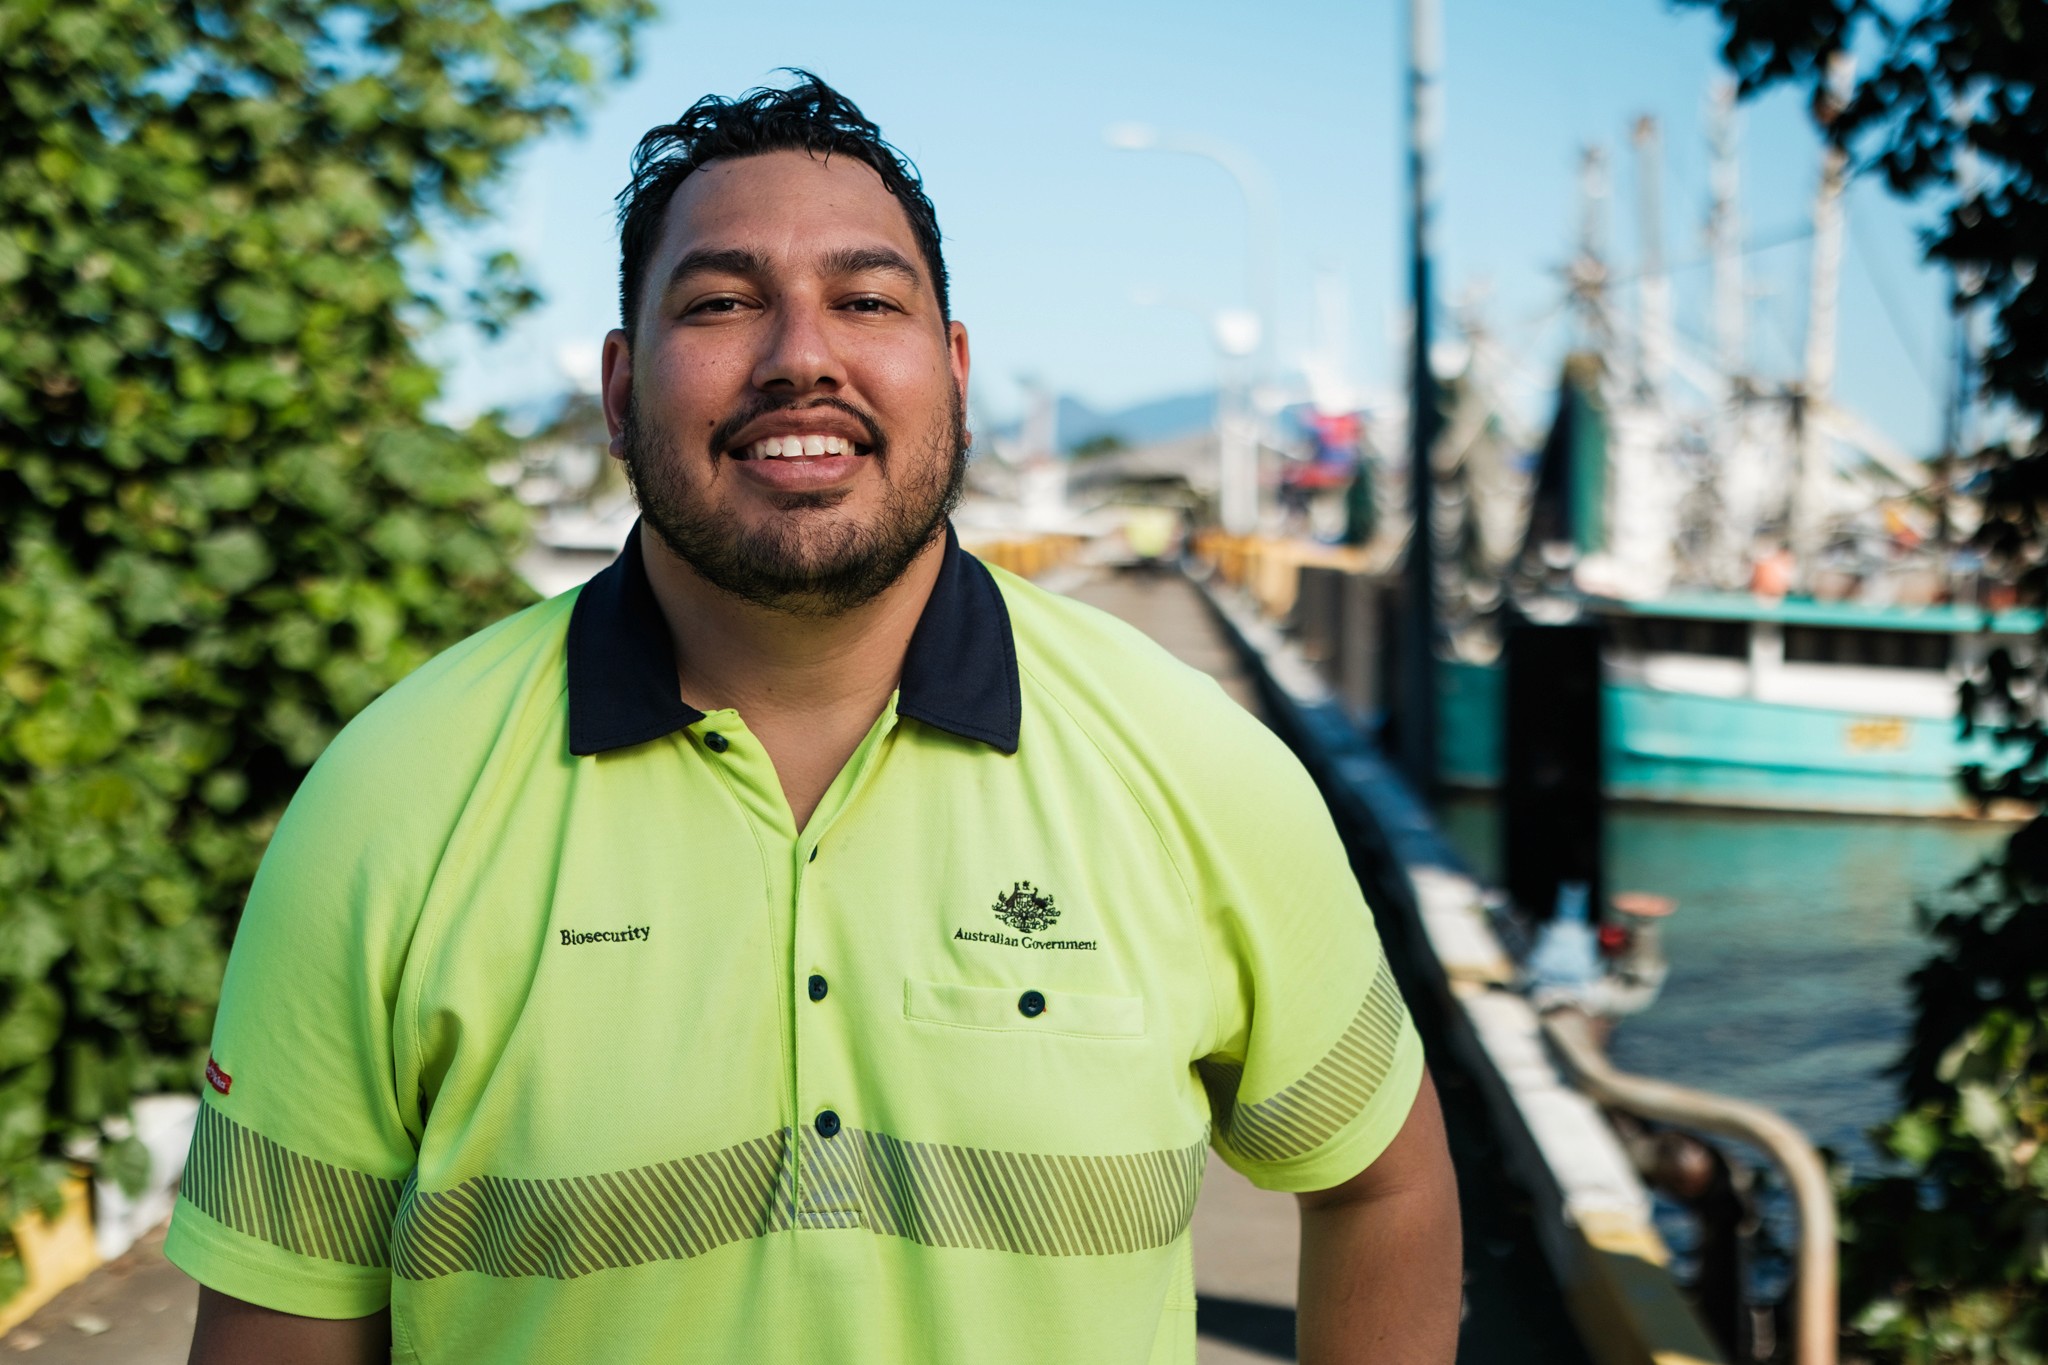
[1502,620,1604,922]
[1292,565,1345,673]
[1338,572,1387,725]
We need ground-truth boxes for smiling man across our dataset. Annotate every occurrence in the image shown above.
[167,74,1462,1364]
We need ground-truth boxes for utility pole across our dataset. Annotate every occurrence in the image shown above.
[1792,53,1853,590]
[1632,116,1671,401]
[1400,0,1441,794]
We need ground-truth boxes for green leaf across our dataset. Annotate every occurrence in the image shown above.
[13,705,78,771]
[216,281,300,344]
[0,984,63,1070]
[1890,1110,1944,1168]
[0,904,69,981]
[139,875,198,928]
[194,527,274,594]
[0,233,28,286]
[100,1136,150,1199]
[200,769,247,813]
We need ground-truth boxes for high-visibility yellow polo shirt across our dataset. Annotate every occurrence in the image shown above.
[165,524,1424,1363]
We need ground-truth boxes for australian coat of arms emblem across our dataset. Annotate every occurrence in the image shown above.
[992,881,1059,935]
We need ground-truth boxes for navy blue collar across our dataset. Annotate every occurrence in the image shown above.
[566,522,1020,757]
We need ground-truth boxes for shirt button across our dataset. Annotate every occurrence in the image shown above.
[808,974,828,1002]
[703,731,729,753]
[1018,989,1046,1018]
[814,1109,841,1138]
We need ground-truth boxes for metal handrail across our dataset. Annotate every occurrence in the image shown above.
[1541,1007,1838,1365]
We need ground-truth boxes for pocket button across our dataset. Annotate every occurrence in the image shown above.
[1017,989,1046,1018]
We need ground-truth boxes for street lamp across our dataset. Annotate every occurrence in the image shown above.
[1103,123,1277,374]
[1107,124,1278,535]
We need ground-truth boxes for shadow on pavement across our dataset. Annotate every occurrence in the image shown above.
[1197,1294,1296,1360]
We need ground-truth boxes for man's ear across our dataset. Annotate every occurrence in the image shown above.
[600,329,633,459]
[947,319,970,409]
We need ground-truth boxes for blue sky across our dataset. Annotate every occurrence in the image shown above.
[426,0,1959,455]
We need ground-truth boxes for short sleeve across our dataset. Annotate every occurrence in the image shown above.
[1192,729,1425,1193]
[163,725,427,1319]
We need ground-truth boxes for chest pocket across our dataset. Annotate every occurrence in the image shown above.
[904,979,1145,1039]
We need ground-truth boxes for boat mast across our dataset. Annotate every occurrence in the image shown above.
[1707,82,1745,384]
[1400,0,1441,793]
[1938,132,1985,559]
[1568,145,1612,353]
[1632,116,1671,402]
[1792,53,1854,590]
[1706,81,1755,586]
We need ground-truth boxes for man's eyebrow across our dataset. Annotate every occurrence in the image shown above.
[662,247,770,294]
[819,246,923,286]
[659,245,924,297]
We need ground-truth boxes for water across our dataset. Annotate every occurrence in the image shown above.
[1436,797,2010,1169]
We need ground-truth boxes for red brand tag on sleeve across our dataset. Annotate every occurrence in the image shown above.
[204,1056,232,1096]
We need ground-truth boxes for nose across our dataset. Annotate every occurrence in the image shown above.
[750,297,843,396]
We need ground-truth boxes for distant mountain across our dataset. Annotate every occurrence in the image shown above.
[1056,390,1216,453]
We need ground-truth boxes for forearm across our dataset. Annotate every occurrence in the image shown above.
[1295,1070,1463,1364]
[1297,1180,1462,1363]
[188,1288,390,1365]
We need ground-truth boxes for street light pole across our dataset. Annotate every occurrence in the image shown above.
[1105,124,1277,378]
[1107,124,1278,535]
[1400,0,1442,794]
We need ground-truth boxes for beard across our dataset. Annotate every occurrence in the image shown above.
[621,389,968,618]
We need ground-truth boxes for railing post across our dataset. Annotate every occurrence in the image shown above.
[1542,1008,1838,1365]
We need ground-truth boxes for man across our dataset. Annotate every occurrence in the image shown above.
[168,73,1462,1363]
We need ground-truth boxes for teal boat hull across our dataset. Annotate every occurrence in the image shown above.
[1437,658,2015,817]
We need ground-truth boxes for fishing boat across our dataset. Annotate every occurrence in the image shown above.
[1428,89,2032,818]
[1440,594,2036,816]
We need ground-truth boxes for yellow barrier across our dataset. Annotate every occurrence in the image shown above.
[960,534,1083,581]
[0,1177,100,1335]
[1570,1211,1725,1365]
[1193,533,1372,620]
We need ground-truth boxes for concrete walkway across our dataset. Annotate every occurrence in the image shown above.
[1,1223,193,1362]
[1059,567,1303,1363]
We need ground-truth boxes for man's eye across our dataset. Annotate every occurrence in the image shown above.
[686,297,745,316]
[843,297,895,314]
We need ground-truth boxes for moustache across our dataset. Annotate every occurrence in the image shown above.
[707,396,888,460]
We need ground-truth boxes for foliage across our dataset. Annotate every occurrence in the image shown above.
[1841,854,2048,1361]
[0,0,648,1298]
[1683,2,2046,1359]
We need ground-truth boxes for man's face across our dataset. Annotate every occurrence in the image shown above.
[602,149,971,617]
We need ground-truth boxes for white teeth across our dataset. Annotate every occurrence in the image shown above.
[741,434,861,459]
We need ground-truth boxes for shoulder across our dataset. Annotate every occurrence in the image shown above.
[988,566,1324,826]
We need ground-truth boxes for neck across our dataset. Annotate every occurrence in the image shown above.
[637,521,946,728]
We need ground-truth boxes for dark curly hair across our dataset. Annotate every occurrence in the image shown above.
[614,70,949,339]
